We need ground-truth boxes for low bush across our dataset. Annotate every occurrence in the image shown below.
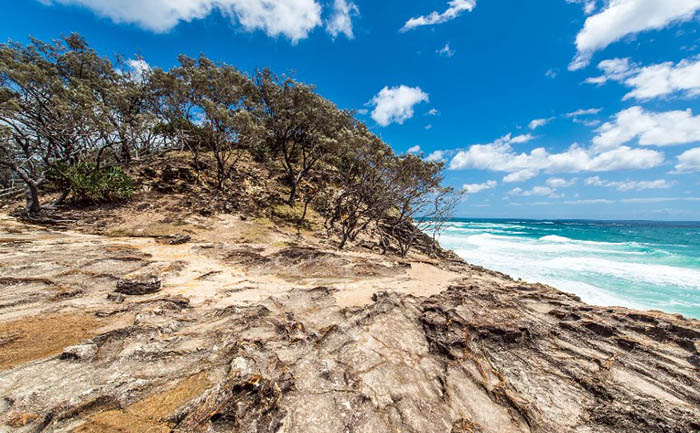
[50,163,136,203]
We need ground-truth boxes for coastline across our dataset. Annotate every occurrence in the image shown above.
[1,210,699,431]
[436,218,700,319]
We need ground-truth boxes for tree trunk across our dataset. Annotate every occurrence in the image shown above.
[297,199,310,225]
[120,142,132,164]
[24,181,41,214]
[288,182,297,207]
[338,232,349,250]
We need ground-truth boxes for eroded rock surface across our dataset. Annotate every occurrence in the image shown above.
[0,215,698,432]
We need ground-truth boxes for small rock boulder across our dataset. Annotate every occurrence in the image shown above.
[60,343,98,362]
[168,234,191,245]
[115,276,161,295]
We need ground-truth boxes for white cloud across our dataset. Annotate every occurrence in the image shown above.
[564,198,615,205]
[425,150,446,162]
[41,0,323,42]
[569,0,700,70]
[326,0,359,39]
[503,169,538,183]
[621,197,700,203]
[407,145,421,154]
[593,106,700,150]
[508,133,535,144]
[426,108,439,116]
[529,117,554,130]
[401,0,476,32]
[565,107,602,118]
[462,180,497,194]
[674,147,700,173]
[546,177,577,188]
[369,85,429,127]
[437,42,455,57]
[448,133,664,175]
[425,124,433,130]
[509,186,562,198]
[120,58,151,82]
[567,0,598,15]
[584,176,674,191]
[545,68,559,79]
[356,109,368,115]
[587,56,700,100]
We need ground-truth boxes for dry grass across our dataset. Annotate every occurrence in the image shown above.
[73,373,210,433]
[0,312,101,371]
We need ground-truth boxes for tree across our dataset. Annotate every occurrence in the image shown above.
[382,155,458,257]
[152,55,255,190]
[323,123,394,249]
[97,56,160,164]
[0,36,91,213]
[252,69,351,206]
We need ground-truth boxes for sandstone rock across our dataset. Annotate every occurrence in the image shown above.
[106,293,126,303]
[60,343,98,362]
[168,234,191,245]
[115,277,161,295]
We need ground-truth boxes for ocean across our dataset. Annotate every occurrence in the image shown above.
[434,219,700,319]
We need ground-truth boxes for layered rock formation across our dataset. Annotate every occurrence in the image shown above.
[0,214,698,432]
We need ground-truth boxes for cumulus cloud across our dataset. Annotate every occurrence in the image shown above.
[41,0,323,42]
[587,56,700,100]
[462,180,497,194]
[584,176,674,191]
[569,0,700,71]
[426,108,439,116]
[503,169,538,183]
[448,133,664,176]
[567,0,598,15]
[529,117,554,130]
[674,147,700,173]
[369,85,429,127]
[437,42,455,57]
[565,108,602,118]
[407,145,421,154]
[508,186,562,198]
[326,0,359,39]
[119,58,151,82]
[401,0,476,32]
[425,150,446,162]
[593,106,700,150]
[546,177,577,188]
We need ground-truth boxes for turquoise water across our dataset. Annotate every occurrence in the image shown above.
[434,219,700,319]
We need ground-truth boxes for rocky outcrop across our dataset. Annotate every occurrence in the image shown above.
[115,277,162,296]
[0,215,698,432]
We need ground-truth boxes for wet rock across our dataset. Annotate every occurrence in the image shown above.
[115,276,161,295]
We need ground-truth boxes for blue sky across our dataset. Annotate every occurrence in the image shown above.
[3,0,700,220]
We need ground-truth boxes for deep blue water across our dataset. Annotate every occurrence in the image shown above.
[433,219,700,319]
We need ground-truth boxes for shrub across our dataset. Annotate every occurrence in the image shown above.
[50,163,136,203]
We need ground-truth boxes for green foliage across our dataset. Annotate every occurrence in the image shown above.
[50,163,135,203]
[0,33,458,251]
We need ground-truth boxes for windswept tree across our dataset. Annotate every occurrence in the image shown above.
[152,55,255,190]
[0,35,95,213]
[324,123,394,249]
[251,69,352,206]
[383,155,459,257]
[96,56,160,163]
